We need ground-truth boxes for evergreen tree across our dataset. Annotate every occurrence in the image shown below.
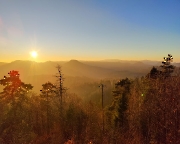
[40,82,56,135]
[0,70,33,143]
[110,78,131,130]
[149,66,160,79]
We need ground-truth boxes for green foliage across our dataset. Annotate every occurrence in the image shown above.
[107,78,132,133]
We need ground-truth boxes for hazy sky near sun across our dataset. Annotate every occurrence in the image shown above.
[0,0,180,62]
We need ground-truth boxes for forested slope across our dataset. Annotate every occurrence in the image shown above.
[0,63,180,143]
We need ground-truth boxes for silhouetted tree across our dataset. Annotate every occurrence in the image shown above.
[109,78,131,133]
[40,82,56,135]
[161,54,175,78]
[0,70,33,143]
[149,66,161,79]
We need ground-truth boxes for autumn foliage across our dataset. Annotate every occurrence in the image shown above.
[0,67,180,143]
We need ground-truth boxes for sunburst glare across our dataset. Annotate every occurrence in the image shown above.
[30,51,38,58]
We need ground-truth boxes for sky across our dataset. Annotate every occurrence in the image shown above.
[0,0,180,62]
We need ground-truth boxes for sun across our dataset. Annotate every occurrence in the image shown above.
[30,51,38,58]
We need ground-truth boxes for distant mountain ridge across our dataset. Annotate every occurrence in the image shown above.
[0,59,179,93]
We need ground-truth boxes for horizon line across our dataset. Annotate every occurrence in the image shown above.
[0,59,166,63]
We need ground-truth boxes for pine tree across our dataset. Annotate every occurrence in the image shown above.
[0,70,33,143]
[40,81,56,135]
[111,78,131,130]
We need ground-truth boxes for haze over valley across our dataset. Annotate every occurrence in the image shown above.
[0,59,159,93]
[0,1,180,143]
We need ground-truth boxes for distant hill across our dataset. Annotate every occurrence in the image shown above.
[0,59,167,80]
[62,60,115,79]
[173,62,180,67]
[1,59,178,93]
[82,60,152,73]
[0,62,7,67]
[140,60,161,66]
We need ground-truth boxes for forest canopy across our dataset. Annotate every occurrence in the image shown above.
[0,63,180,143]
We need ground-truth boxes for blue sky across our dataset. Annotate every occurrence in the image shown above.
[0,0,180,62]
